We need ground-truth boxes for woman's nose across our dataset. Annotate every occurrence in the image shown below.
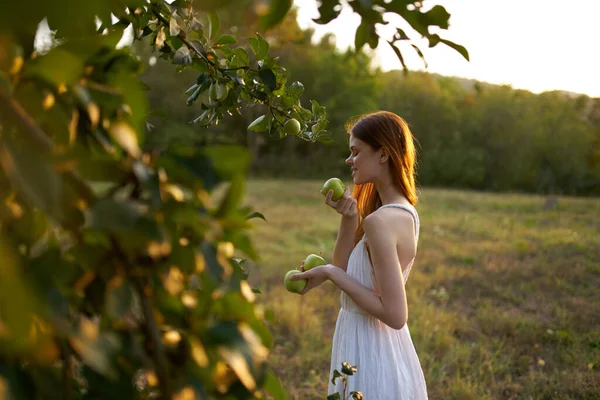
[345,156,352,165]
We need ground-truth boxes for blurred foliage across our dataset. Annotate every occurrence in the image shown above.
[0,0,466,398]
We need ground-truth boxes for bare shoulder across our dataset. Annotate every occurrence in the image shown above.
[363,206,415,242]
[363,206,417,270]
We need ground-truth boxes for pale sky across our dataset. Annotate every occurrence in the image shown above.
[294,0,600,97]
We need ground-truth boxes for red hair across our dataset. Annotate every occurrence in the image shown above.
[347,111,418,245]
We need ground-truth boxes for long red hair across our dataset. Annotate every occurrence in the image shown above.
[347,111,419,245]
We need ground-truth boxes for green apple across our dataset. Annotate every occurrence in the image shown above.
[303,254,325,271]
[284,270,306,293]
[320,177,345,201]
[283,118,301,136]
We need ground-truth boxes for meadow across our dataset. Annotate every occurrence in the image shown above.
[243,179,600,399]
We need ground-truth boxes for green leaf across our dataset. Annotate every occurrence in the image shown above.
[231,48,250,65]
[185,83,199,95]
[438,37,470,61]
[208,11,220,39]
[310,99,326,118]
[247,37,258,54]
[249,34,270,60]
[314,0,342,24]
[287,81,304,98]
[424,5,451,29]
[26,48,84,86]
[396,9,428,37]
[355,20,378,50]
[85,198,142,233]
[170,13,181,36]
[327,394,342,400]
[331,369,345,385]
[109,71,149,142]
[215,175,246,219]
[259,69,277,92]
[259,0,293,30]
[248,114,270,132]
[201,241,224,281]
[411,44,428,68]
[312,118,328,135]
[173,46,192,65]
[0,235,42,351]
[188,39,207,57]
[108,121,142,158]
[201,145,252,180]
[169,242,197,274]
[355,21,368,51]
[246,211,266,222]
[226,230,258,261]
[388,41,408,71]
[187,79,209,105]
[350,391,364,400]
[341,362,357,375]
[262,370,286,400]
[71,327,121,379]
[0,137,66,224]
[254,33,270,60]
[396,28,410,40]
[159,149,220,190]
[215,34,237,45]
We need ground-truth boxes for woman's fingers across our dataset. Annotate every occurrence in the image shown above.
[290,271,306,280]
[325,189,334,205]
[299,280,314,295]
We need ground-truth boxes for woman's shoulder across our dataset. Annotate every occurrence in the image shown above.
[363,205,415,237]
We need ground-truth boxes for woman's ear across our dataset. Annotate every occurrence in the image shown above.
[379,148,389,163]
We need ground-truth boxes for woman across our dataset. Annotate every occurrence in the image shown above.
[290,111,428,399]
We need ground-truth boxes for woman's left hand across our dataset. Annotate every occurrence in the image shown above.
[290,264,333,295]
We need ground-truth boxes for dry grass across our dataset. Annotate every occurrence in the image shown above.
[242,179,600,399]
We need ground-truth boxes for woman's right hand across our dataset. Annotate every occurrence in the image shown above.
[325,188,358,218]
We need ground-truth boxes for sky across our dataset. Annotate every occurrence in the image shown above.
[294,0,600,97]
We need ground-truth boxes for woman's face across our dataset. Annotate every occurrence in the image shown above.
[345,134,384,185]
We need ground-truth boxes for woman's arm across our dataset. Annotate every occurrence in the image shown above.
[331,214,358,271]
[325,188,358,272]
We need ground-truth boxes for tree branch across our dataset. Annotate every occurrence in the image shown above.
[111,237,171,400]
[132,276,171,400]
[151,7,217,70]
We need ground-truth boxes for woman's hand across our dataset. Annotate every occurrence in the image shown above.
[325,188,358,218]
[290,263,334,295]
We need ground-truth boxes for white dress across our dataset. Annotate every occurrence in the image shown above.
[328,204,428,399]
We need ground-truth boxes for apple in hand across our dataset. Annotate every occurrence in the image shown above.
[303,254,326,271]
[320,177,345,201]
[284,270,306,293]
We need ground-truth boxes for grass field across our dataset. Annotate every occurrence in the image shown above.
[242,179,600,399]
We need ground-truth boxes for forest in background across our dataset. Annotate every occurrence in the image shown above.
[138,8,600,196]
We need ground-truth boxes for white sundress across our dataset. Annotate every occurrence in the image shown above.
[328,204,428,399]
